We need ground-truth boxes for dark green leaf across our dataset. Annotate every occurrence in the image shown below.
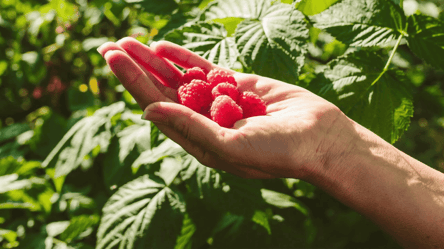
[318,50,414,143]
[407,14,444,71]
[96,175,185,249]
[0,123,30,143]
[165,22,239,68]
[125,0,178,15]
[313,0,406,47]
[235,3,308,83]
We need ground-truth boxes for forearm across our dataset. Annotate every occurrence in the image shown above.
[306,116,444,248]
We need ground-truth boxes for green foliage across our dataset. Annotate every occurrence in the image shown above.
[1,0,443,248]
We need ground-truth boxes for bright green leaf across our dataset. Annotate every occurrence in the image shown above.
[165,22,239,68]
[313,0,406,47]
[174,213,196,249]
[261,189,310,216]
[0,229,17,243]
[252,210,271,235]
[296,0,340,16]
[235,3,308,83]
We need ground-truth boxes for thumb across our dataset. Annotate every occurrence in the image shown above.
[142,102,226,153]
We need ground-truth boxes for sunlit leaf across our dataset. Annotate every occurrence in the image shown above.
[96,175,186,249]
[235,3,308,83]
[313,0,406,47]
[165,22,239,68]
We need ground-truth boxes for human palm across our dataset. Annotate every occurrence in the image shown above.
[98,37,348,180]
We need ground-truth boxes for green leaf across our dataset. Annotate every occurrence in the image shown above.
[261,189,310,216]
[212,17,244,37]
[46,221,70,237]
[132,139,186,174]
[313,0,406,47]
[164,22,239,68]
[0,229,17,243]
[406,14,444,71]
[251,210,271,235]
[82,37,110,51]
[42,102,126,177]
[103,122,151,188]
[235,3,308,83]
[60,215,100,242]
[184,162,265,215]
[96,175,186,249]
[318,50,414,144]
[200,0,272,20]
[174,213,196,249]
[296,0,340,16]
[0,123,30,143]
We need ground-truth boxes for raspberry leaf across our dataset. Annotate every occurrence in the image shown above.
[164,22,239,68]
[295,0,340,16]
[314,50,414,144]
[96,174,186,249]
[235,3,309,83]
[42,102,127,177]
[406,14,444,71]
[199,0,272,20]
[313,0,407,47]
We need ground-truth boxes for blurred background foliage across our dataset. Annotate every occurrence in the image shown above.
[0,0,443,248]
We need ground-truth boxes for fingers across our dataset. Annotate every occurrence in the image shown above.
[116,37,183,89]
[104,50,172,109]
[150,41,219,73]
[98,41,178,103]
[143,102,275,179]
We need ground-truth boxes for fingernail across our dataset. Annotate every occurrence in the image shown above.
[142,105,167,124]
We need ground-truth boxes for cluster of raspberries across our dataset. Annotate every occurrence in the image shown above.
[177,67,266,128]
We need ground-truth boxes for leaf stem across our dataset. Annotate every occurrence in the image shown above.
[371,33,404,86]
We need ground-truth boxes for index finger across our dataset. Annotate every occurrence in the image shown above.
[151,41,230,74]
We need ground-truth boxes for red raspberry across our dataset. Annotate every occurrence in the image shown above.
[207,69,237,89]
[210,96,243,128]
[181,67,207,86]
[238,91,266,118]
[211,83,240,102]
[177,79,213,113]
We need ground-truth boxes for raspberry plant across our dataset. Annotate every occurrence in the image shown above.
[0,0,443,248]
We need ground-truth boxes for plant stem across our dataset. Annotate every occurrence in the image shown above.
[371,33,404,86]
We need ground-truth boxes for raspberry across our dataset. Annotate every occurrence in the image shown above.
[177,79,213,113]
[210,96,243,128]
[211,83,240,102]
[181,67,207,86]
[238,91,266,118]
[207,69,237,89]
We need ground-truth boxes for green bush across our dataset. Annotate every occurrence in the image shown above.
[1,0,443,248]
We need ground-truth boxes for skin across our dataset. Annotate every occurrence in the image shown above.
[98,37,444,248]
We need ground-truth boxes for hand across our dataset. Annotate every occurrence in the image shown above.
[98,37,352,180]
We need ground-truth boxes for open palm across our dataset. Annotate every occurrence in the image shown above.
[98,38,349,180]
